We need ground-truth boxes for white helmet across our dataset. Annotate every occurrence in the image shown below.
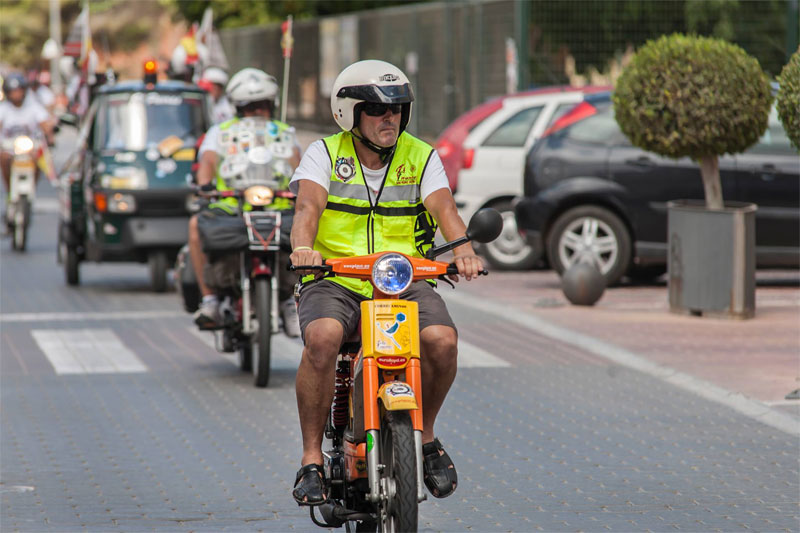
[331,59,414,133]
[226,68,279,108]
[202,66,228,86]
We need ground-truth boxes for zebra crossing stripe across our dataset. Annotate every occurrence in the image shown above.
[31,329,147,374]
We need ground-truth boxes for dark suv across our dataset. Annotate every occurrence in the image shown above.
[514,92,799,285]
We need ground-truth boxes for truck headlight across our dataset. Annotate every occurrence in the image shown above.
[244,185,274,206]
[100,167,148,189]
[13,136,33,155]
[372,253,413,295]
[107,192,136,213]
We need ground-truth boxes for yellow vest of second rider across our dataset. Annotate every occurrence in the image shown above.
[211,116,293,213]
[307,130,439,298]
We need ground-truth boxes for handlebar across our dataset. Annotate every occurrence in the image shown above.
[192,185,296,200]
[289,261,487,277]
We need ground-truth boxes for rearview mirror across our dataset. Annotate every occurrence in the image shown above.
[466,208,503,243]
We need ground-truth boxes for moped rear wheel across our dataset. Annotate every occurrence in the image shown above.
[378,410,417,533]
[252,277,272,388]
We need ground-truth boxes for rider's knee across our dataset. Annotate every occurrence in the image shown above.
[421,325,458,364]
[302,319,343,371]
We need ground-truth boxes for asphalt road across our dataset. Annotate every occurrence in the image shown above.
[1,134,798,532]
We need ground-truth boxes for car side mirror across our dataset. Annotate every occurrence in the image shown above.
[466,208,504,243]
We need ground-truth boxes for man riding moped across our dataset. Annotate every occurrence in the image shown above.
[0,73,53,193]
[189,67,301,335]
[289,59,484,506]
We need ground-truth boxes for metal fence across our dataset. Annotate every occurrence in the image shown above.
[219,0,799,142]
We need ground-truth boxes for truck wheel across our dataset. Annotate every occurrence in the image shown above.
[65,245,80,286]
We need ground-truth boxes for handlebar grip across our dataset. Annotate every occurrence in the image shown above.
[288,264,331,272]
[446,264,489,276]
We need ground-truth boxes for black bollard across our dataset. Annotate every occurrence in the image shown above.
[562,262,606,306]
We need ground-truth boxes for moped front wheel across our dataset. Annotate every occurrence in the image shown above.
[252,277,272,388]
[12,196,30,252]
[378,410,418,533]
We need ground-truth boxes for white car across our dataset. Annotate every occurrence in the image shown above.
[436,86,609,269]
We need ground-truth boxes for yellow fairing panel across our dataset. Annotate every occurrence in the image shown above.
[360,300,420,360]
[378,381,418,411]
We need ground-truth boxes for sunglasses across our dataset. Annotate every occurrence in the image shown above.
[362,102,403,116]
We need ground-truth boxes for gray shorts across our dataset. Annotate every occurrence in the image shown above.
[297,280,457,342]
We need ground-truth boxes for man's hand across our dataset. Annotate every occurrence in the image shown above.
[290,247,324,277]
[450,251,485,282]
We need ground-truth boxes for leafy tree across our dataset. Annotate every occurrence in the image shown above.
[613,33,772,209]
[165,0,425,28]
[776,46,800,151]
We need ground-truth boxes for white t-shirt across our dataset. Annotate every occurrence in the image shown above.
[210,95,235,125]
[290,139,450,204]
[0,99,49,141]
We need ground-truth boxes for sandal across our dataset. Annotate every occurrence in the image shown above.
[422,438,458,498]
[292,463,327,506]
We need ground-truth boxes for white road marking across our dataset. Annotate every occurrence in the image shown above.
[33,197,59,214]
[31,329,147,374]
[1,310,185,323]
[187,327,304,370]
[457,340,511,368]
[443,291,800,438]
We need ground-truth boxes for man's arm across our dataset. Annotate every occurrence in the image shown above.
[196,151,218,187]
[423,188,484,281]
[289,179,328,274]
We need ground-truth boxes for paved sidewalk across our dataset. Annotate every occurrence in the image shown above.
[456,269,800,417]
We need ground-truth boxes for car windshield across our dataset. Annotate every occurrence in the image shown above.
[97,91,206,152]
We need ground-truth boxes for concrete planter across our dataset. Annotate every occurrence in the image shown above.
[667,200,756,319]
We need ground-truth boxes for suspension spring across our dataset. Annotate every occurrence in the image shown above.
[331,359,351,429]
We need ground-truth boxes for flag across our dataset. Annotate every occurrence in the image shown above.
[63,4,91,63]
[197,8,229,71]
[36,145,57,183]
[281,17,294,59]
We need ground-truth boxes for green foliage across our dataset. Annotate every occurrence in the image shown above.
[613,33,772,160]
[776,47,800,151]
[164,0,425,28]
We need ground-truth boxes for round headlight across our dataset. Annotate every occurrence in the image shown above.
[372,253,414,295]
[13,136,33,155]
[244,185,274,206]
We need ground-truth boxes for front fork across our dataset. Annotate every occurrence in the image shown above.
[364,357,426,504]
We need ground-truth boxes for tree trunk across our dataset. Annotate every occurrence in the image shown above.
[698,154,724,210]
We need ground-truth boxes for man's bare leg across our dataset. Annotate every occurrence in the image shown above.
[419,324,458,444]
[296,317,343,466]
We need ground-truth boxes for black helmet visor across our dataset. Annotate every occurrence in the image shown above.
[337,83,414,104]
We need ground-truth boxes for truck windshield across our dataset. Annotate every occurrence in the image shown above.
[97,91,206,152]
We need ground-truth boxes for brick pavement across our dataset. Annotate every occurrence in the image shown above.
[455,269,800,413]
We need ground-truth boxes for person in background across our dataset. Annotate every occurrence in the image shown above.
[189,68,301,336]
[198,67,235,125]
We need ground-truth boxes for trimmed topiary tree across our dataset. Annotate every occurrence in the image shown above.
[613,33,773,210]
[776,46,800,152]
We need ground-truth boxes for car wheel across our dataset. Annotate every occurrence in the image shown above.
[479,201,538,270]
[546,205,631,286]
